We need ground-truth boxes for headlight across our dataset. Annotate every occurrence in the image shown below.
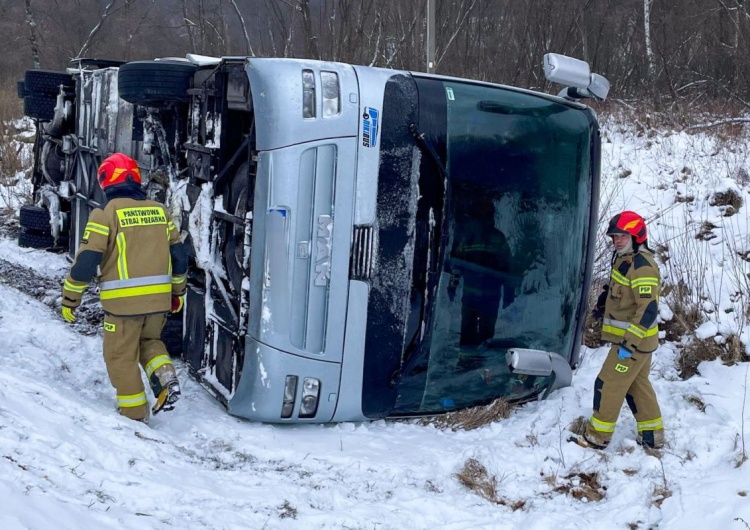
[281,375,298,419]
[298,377,320,418]
[320,71,340,118]
[302,69,315,119]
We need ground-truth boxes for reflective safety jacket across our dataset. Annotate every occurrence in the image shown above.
[62,197,187,316]
[601,248,660,353]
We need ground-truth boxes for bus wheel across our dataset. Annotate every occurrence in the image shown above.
[23,94,57,121]
[117,60,196,107]
[24,70,74,95]
[18,229,55,249]
[19,205,51,233]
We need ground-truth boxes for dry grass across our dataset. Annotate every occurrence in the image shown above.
[695,221,719,241]
[454,458,525,509]
[552,471,606,502]
[568,415,588,436]
[710,188,743,217]
[0,83,23,122]
[679,334,748,379]
[660,281,703,344]
[582,312,605,349]
[0,84,32,214]
[652,484,672,508]
[421,398,515,431]
[683,395,707,412]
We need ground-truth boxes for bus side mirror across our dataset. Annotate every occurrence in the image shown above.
[543,53,610,102]
[506,347,574,399]
[543,54,590,88]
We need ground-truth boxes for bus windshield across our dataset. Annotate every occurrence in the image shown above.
[394,80,594,415]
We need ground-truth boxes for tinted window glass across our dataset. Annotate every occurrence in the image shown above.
[398,82,593,414]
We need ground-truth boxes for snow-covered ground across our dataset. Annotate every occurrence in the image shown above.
[1,116,749,529]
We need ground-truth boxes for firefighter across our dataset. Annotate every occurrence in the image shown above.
[61,153,187,423]
[578,211,664,449]
[449,197,513,347]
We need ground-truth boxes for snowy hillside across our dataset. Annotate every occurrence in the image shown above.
[1,116,749,530]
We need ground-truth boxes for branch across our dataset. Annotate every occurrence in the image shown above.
[76,0,118,59]
[685,118,750,131]
[227,0,255,56]
[436,0,478,68]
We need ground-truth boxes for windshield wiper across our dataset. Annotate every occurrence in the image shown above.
[389,124,450,387]
[409,123,447,178]
[477,100,566,118]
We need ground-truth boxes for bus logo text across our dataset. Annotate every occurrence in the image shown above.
[314,215,332,286]
[362,107,379,148]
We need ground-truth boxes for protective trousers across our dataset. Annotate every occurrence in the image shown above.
[585,343,664,448]
[102,313,176,421]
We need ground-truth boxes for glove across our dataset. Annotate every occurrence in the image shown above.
[171,295,184,313]
[618,345,632,360]
[592,285,609,320]
[61,306,76,323]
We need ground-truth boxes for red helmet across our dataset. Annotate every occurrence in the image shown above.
[607,211,647,244]
[97,153,142,190]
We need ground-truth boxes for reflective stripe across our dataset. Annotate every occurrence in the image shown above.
[602,325,625,336]
[628,324,646,338]
[631,277,658,288]
[116,232,129,279]
[100,283,172,300]
[64,279,87,293]
[145,354,173,378]
[603,318,629,330]
[172,273,187,284]
[85,222,109,236]
[168,221,177,231]
[100,275,172,290]
[604,324,658,339]
[117,391,147,408]
[637,418,664,431]
[627,323,658,338]
[590,416,616,433]
[603,318,629,337]
[611,270,630,286]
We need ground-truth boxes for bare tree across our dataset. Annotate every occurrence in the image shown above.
[76,0,118,59]
[644,0,657,79]
[24,0,41,69]
[228,0,254,56]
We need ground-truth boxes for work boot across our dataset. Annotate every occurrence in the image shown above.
[637,430,665,449]
[152,381,181,415]
[567,433,608,450]
[149,362,181,414]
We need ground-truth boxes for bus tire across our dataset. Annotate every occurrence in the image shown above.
[23,94,57,121]
[18,229,55,249]
[24,70,74,96]
[19,205,51,232]
[118,61,196,107]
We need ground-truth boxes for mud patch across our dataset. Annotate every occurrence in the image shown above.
[0,257,102,336]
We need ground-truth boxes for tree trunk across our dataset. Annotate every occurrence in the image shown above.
[644,0,656,79]
[24,0,40,69]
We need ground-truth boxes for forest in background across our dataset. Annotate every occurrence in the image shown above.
[1,0,750,115]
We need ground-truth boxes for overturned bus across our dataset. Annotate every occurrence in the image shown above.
[17,53,607,422]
